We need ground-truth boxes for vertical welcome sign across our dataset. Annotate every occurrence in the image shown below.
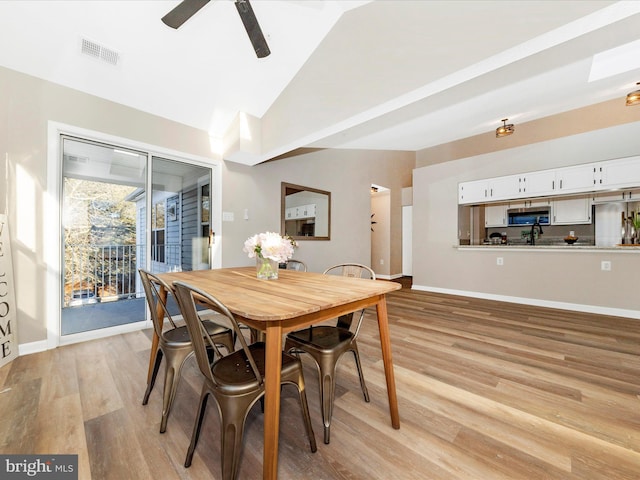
[0,213,17,368]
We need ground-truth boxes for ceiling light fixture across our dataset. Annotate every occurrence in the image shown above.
[496,118,515,138]
[625,82,640,106]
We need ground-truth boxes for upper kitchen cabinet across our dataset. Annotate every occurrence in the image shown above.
[487,175,522,201]
[458,174,521,204]
[458,179,489,204]
[596,156,640,190]
[553,163,597,194]
[518,170,556,197]
[459,155,640,206]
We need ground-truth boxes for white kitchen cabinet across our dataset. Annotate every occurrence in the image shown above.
[485,204,508,227]
[459,175,522,203]
[458,156,640,206]
[519,170,556,197]
[627,190,640,201]
[554,163,597,194]
[592,189,640,203]
[551,197,592,225]
[509,198,551,209]
[301,204,316,218]
[285,207,295,219]
[596,156,640,190]
[487,175,521,201]
[592,191,629,203]
[459,179,489,204]
[287,204,316,219]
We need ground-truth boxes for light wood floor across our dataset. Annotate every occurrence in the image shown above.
[2,282,639,479]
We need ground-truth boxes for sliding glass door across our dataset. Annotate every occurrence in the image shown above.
[61,137,213,337]
[149,156,212,275]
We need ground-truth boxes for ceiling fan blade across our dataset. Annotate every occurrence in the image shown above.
[234,0,271,58]
[162,0,211,29]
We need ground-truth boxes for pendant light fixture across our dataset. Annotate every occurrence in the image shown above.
[496,118,515,138]
[626,82,640,106]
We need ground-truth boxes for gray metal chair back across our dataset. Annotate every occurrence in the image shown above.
[173,280,317,480]
[285,259,307,271]
[138,269,234,433]
[285,262,376,444]
[323,263,376,334]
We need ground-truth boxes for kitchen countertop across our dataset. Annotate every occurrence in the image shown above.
[457,244,640,251]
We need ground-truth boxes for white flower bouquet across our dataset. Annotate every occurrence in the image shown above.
[243,232,296,279]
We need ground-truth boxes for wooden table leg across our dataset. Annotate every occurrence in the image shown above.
[263,323,283,479]
[376,296,400,429]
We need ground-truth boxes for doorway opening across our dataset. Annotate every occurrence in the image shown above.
[370,183,390,278]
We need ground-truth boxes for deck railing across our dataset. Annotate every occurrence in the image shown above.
[64,243,180,306]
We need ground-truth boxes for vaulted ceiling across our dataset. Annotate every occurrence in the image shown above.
[1,1,639,165]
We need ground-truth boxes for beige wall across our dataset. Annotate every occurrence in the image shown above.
[413,103,640,317]
[221,149,414,275]
[0,66,414,349]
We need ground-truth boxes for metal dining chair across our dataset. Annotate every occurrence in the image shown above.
[138,269,235,433]
[174,280,317,480]
[284,263,375,444]
[285,259,307,271]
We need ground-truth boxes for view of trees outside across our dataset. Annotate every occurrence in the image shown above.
[63,178,139,306]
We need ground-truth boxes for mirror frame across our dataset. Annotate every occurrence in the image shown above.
[281,182,331,241]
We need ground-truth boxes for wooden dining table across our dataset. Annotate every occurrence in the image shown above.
[155,266,401,479]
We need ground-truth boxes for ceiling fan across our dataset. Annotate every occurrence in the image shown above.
[162,0,271,58]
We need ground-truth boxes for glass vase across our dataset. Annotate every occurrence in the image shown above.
[256,255,278,280]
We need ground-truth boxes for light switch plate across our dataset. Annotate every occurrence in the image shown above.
[222,211,234,222]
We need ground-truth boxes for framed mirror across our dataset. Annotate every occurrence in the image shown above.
[281,182,331,241]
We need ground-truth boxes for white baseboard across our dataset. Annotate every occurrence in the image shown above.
[412,284,640,320]
[18,340,49,356]
[17,320,152,357]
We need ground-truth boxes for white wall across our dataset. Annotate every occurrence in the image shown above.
[402,205,412,276]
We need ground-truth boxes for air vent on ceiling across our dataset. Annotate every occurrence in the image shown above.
[80,38,120,66]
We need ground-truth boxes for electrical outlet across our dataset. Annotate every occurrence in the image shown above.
[496,257,504,266]
[379,259,384,265]
[601,260,611,271]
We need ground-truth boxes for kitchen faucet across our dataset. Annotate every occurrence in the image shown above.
[530,221,544,245]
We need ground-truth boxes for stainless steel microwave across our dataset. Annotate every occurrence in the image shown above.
[507,207,550,226]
